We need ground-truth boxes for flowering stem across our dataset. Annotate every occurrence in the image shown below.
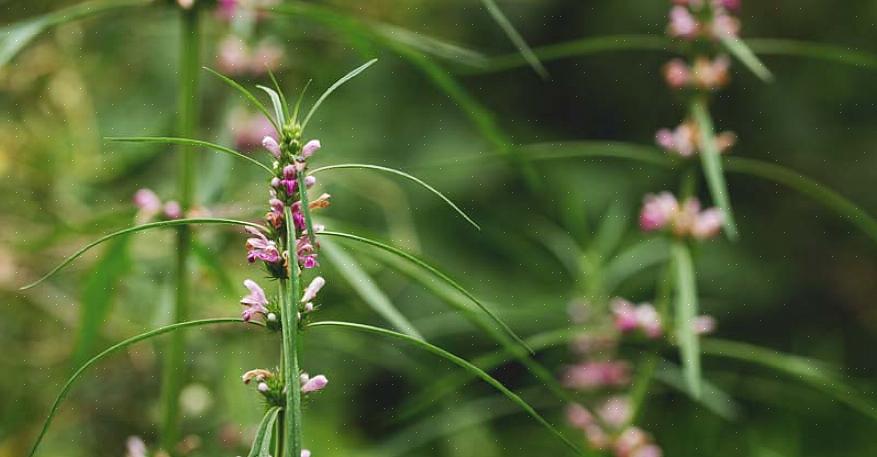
[160,4,200,453]
[281,205,304,457]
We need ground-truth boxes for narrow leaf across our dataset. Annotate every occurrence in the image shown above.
[720,35,774,82]
[257,85,286,127]
[204,67,279,132]
[691,98,739,239]
[107,137,273,173]
[603,238,670,293]
[21,218,265,290]
[309,163,480,230]
[302,59,378,129]
[478,0,548,78]
[746,38,877,71]
[307,320,580,454]
[28,318,253,457]
[672,240,701,398]
[321,240,424,340]
[247,406,281,457]
[373,22,488,68]
[267,70,290,121]
[654,359,740,420]
[320,231,532,354]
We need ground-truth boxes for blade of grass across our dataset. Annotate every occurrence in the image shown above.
[267,70,290,121]
[720,35,774,82]
[672,240,701,399]
[691,98,739,239]
[301,59,378,130]
[27,318,254,457]
[478,0,547,78]
[309,163,480,230]
[320,230,532,354]
[248,406,281,457]
[746,38,877,70]
[307,321,580,454]
[107,136,273,174]
[204,67,279,132]
[257,85,286,127]
[321,240,424,340]
[20,218,265,290]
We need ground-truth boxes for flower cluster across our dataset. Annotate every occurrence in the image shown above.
[655,119,736,157]
[133,188,183,224]
[639,192,724,240]
[216,35,283,77]
[567,402,662,457]
[668,0,740,41]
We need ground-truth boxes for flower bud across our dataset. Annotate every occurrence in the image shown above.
[271,177,281,188]
[301,139,321,158]
[163,201,183,220]
[262,136,282,158]
[283,164,297,179]
[301,276,326,303]
[304,176,316,188]
[257,382,269,393]
[301,374,328,393]
[267,313,277,322]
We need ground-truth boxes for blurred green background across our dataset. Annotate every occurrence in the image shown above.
[3,1,877,456]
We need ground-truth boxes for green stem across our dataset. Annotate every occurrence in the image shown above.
[281,206,304,457]
[160,5,200,453]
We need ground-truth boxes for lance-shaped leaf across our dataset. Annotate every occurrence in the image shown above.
[320,231,532,354]
[107,137,273,174]
[690,99,739,239]
[302,59,378,129]
[309,163,480,230]
[307,320,580,454]
[672,240,702,399]
[204,67,279,132]
[248,406,281,457]
[478,0,547,78]
[257,85,286,127]
[720,35,773,82]
[21,218,265,290]
[28,318,253,457]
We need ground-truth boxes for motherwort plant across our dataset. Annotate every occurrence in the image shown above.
[21,61,582,457]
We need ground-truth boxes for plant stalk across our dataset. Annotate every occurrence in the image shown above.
[160,4,200,453]
[281,206,304,457]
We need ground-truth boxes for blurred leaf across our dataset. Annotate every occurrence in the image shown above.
[672,240,701,398]
[720,35,774,82]
[372,22,488,68]
[691,99,738,239]
[28,318,252,457]
[702,338,877,421]
[321,240,424,340]
[310,163,480,230]
[654,359,740,421]
[248,406,281,457]
[204,68,280,132]
[478,0,547,78]
[725,157,877,245]
[302,59,378,129]
[191,238,235,295]
[256,85,286,127]
[71,235,131,367]
[518,141,676,167]
[0,0,150,68]
[21,218,265,290]
[603,238,670,293]
[746,38,877,70]
[321,230,533,354]
[307,320,581,453]
[591,200,630,260]
[108,137,273,174]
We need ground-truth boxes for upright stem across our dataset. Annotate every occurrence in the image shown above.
[281,206,304,457]
[160,5,200,453]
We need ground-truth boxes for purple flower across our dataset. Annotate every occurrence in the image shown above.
[302,139,321,158]
[300,373,328,393]
[301,276,325,303]
[562,361,630,390]
[240,279,270,322]
[245,227,281,264]
[639,192,679,231]
[262,136,282,158]
[716,0,740,11]
[134,188,161,213]
[611,299,639,332]
[296,236,319,269]
[668,6,699,39]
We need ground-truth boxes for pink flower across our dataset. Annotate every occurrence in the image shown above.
[690,207,724,240]
[302,139,321,158]
[240,279,270,322]
[655,122,697,157]
[639,192,679,231]
[716,0,740,11]
[710,13,740,38]
[663,59,691,89]
[563,361,630,390]
[692,55,731,89]
[301,276,325,303]
[301,451,311,457]
[249,41,283,75]
[632,444,663,457]
[125,437,147,457]
[635,304,663,339]
[692,315,717,334]
[163,201,182,220]
[300,373,328,393]
[134,188,162,222]
[611,299,640,332]
[262,136,282,158]
[668,6,699,39]
[217,36,250,76]
[296,235,319,269]
[599,396,631,429]
[227,110,276,152]
[566,403,595,429]
[245,227,281,264]
[614,427,649,457]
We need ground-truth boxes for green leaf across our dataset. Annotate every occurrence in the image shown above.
[603,238,670,293]
[302,59,378,129]
[720,35,774,82]
[71,235,131,367]
[306,320,580,454]
[517,141,677,168]
[204,67,279,132]
[107,136,273,174]
[321,240,424,340]
[653,359,740,421]
[746,38,877,70]
[256,85,286,127]
[21,218,265,290]
[372,22,488,68]
[267,70,290,121]
[690,98,739,239]
[27,318,253,457]
[0,0,150,68]
[320,231,532,354]
[702,338,877,421]
[725,157,877,245]
[309,163,480,230]
[191,238,235,295]
[672,240,701,399]
[247,406,281,457]
[478,0,547,78]
[591,200,629,260]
